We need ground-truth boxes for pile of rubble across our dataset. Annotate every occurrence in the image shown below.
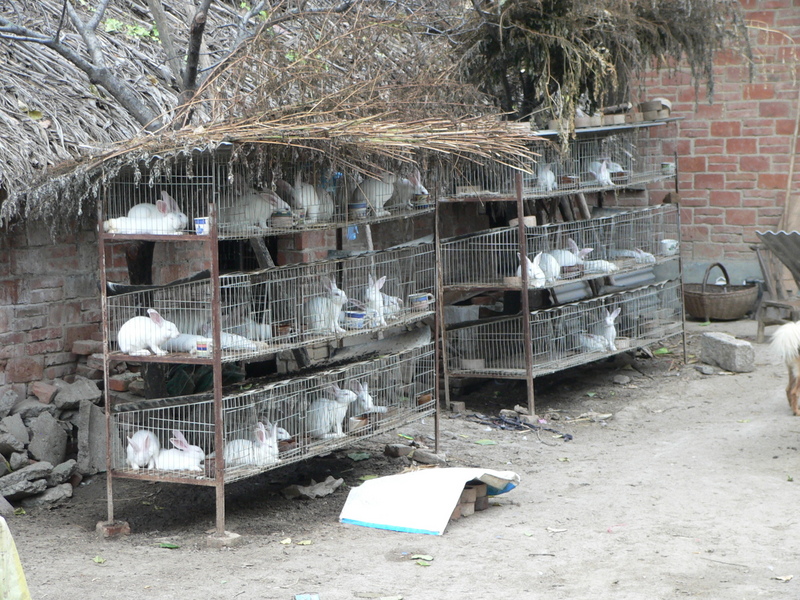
[0,341,108,515]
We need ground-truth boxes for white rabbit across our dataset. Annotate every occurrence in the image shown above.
[588,159,614,186]
[154,430,204,472]
[103,194,186,235]
[516,252,546,288]
[118,308,181,356]
[349,380,387,417]
[550,238,593,267]
[223,422,279,467]
[387,167,429,211]
[363,274,388,327]
[220,185,291,229]
[590,307,621,351]
[351,172,395,217]
[583,259,619,274]
[162,333,203,354]
[307,384,358,439]
[578,332,614,353]
[609,248,656,264]
[539,252,561,284]
[537,162,557,192]
[198,322,262,351]
[282,172,334,224]
[382,293,403,320]
[304,276,348,335]
[126,430,160,470]
[127,191,189,230]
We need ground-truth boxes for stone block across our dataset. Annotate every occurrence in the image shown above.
[0,462,7,478]
[19,483,73,508]
[75,365,104,381]
[71,339,104,356]
[11,399,56,423]
[0,433,25,456]
[0,461,53,500]
[108,373,139,392]
[86,353,104,370]
[459,501,475,517]
[53,376,102,409]
[77,399,107,475]
[46,459,78,487]
[31,381,59,404]
[96,520,131,538]
[0,494,13,516]
[9,453,29,471]
[28,412,67,466]
[128,379,146,396]
[0,387,19,419]
[701,332,755,373]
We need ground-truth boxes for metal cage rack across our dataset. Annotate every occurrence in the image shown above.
[445,278,683,380]
[109,344,435,485]
[105,242,435,362]
[443,122,676,201]
[101,149,435,241]
[441,204,679,290]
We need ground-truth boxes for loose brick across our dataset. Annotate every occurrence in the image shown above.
[71,339,104,356]
[31,381,59,404]
[6,356,43,383]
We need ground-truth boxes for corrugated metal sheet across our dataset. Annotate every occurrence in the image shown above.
[756,230,800,287]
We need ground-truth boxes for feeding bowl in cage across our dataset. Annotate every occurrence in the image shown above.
[279,437,298,454]
[194,216,210,235]
[416,393,433,406]
[411,194,432,209]
[271,211,293,228]
[348,202,367,219]
[560,265,583,280]
[348,416,369,432]
[615,336,631,350]
[274,322,293,337]
[408,292,435,311]
[343,310,366,329]
[610,171,630,185]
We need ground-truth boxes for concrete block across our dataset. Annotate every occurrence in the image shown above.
[0,387,19,419]
[108,373,139,392]
[53,376,102,409]
[28,412,67,466]
[460,501,475,517]
[0,433,25,456]
[206,531,244,548]
[0,494,13,516]
[475,496,490,511]
[77,399,107,475]
[701,332,755,373]
[11,399,56,423]
[0,461,53,500]
[96,520,131,538]
[46,459,78,487]
[86,353,104,370]
[19,483,73,508]
[9,453,29,471]
[75,365,104,381]
[71,340,103,356]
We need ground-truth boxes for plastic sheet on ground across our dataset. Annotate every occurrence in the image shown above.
[1,516,32,600]
[339,467,519,535]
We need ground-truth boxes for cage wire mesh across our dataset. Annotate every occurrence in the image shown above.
[441,204,679,289]
[446,278,682,379]
[110,344,435,483]
[106,243,435,360]
[446,126,671,201]
[102,148,436,240]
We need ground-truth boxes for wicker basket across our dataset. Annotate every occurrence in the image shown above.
[683,263,758,321]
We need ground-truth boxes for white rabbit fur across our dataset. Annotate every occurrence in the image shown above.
[220,175,292,229]
[224,422,279,467]
[610,248,656,264]
[126,430,160,470]
[539,252,561,284]
[154,430,204,471]
[578,332,614,352]
[351,172,395,217]
[307,384,358,439]
[304,276,348,335]
[582,259,619,274]
[363,275,388,327]
[349,380,387,417]
[118,309,181,356]
[516,252,546,288]
[104,192,186,235]
[279,172,334,223]
[549,238,593,267]
[537,163,557,192]
[590,307,621,351]
[588,159,614,186]
[387,167,429,211]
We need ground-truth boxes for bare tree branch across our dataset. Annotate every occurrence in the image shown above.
[146,0,184,86]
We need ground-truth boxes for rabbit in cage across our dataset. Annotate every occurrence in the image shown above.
[578,332,615,352]
[363,274,388,327]
[609,248,656,264]
[516,252,546,288]
[304,276,348,335]
[539,252,561,285]
[386,167,429,211]
[126,430,160,470]
[349,380,387,417]
[583,259,619,274]
[220,174,292,229]
[550,238,593,267]
[154,429,205,471]
[103,191,188,235]
[222,422,280,467]
[588,159,614,186]
[590,307,621,351]
[277,172,335,224]
[118,308,181,356]
[307,384,358,439]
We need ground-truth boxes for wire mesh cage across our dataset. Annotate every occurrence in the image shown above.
[101,147,436,240]
[110,344,436,483]
[105,243,435,361]
[445,125,672,201]
[446,278,683,379]
[441,204,679,290]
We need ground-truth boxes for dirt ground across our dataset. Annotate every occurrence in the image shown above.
[7,317,799,599]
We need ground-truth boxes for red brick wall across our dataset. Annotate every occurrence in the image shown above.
[0,223,103,397]
[641,0,800,281]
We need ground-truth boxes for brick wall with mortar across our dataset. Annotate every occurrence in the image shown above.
[615,0,800,286]
[0,222,112,399]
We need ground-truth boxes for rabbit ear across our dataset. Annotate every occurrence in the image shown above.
[327,383,341,394]
[579,248,593,259]
[567,238,579,252]
[610,307,621,319]
[156,199,170,215]
[350,380,363,393]
[533,252,542,266]
[161,191,177,211]
[147,309,164,326]
[375,276,386,290]
[169,437,189,451]
[255,422,266,442]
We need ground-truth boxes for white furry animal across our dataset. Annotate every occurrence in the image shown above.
[770,321,800,415]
